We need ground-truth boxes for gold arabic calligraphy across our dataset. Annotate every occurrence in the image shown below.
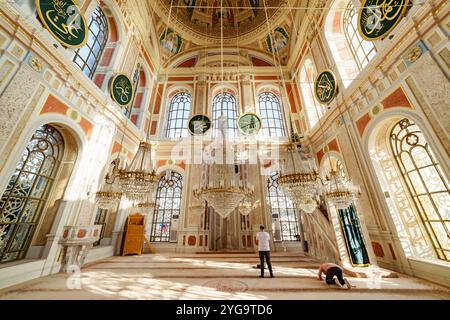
[114,78,132,104]
[45,0,83,40]
[361,0,406,36]
[316,73,334,102]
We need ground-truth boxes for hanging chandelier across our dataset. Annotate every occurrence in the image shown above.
[193,116,254,218]
[324,170,360,210]
[193,162,255,219]
[95,187,122,210]
[95,159,122,210]
[278,135,321,214]
[118,141,158,202]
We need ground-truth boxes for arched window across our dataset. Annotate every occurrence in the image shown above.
[150,171,183,242]
[299,58,325,129]
[166,92,191,138]
[267,172,300,241]
[343,1,377,71]
[212,92,238,137]
[0,125,64,263]
[325,0,376,87]
[258,92,285,137]
[390,119,450,261]
[73,6,109,79]
[129,65,148,127]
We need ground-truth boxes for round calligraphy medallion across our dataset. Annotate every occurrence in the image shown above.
[314,70,338,105]
[188,114,212,135]
[36,0,88,48]
[358,0,411,41]
[238,113,262,135]
[110,74,134,108]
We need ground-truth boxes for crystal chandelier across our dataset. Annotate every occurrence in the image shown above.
[193,116,254,218]
[324,170,360,210]
[238,197,259,216]
[95,159,122,210]
[278,142,321,214]
[118,141,157,202]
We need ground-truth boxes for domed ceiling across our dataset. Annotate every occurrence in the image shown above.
[154,0,288,45]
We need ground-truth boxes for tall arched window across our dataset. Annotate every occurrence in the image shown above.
[150,172,183,242]
[325,0,376,87]
[212,92,238,137]
[343,1,377,71]
[299,58,324,129]
[267,172,300,241]
[166,92,191,138]
[73,7,109,79]
[0,125,64,263]
[258,92,285,137]
[390,118,450,261]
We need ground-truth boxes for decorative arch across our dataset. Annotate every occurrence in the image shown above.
[164,86,192,139]
[319,151,347,178]
[73,0,123,88]
[257,90,286,137]
[366,111,450,262]
[211,89,238,138]
[129,61,152,128]
[266,172,300,241]
[324,0,377,88]
[0,122,79,263]
[150,171,184,242]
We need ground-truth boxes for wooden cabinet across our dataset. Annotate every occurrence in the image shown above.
[121,213,145,256]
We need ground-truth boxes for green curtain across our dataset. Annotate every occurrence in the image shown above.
[338,204,370,266]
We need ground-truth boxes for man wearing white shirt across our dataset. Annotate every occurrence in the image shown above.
[255,225,274,278]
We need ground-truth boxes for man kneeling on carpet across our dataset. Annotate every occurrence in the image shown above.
[317,263,352,289]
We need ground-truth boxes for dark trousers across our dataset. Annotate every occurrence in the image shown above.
[325,267,345,285]
[259,251,273,277]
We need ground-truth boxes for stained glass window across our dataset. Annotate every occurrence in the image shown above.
[150,172,183,242]
[0,125,64,263]
[73,7,109,79]
[258,92,285,137]
[267,172,300,241]
[166,92,191,138]
[212,92,238,138]
[391,118,450,261]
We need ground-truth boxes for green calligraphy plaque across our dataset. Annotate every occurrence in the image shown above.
[314,70,338,105]
[110,74,134,108]
[188,114,211,135]
[36,0,88,48]
[358,0,410,41]
[238,113,262,135]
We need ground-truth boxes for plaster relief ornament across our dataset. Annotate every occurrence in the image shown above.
[358,0,411,41]
[315,70,338,105]
[36,0,88,48]
[110,74,134,108]
[188,114,212,135]
[160,28,182,55]
[267,27,289,53]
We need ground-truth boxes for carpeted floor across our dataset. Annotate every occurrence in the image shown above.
[0,252,449,300]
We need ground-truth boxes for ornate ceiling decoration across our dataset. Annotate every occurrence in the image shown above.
[154,0,290,45]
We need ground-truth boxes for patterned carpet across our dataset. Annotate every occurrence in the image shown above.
[0,252,449,300]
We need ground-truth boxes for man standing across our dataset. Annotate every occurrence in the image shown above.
[317,262,351,289]
[255,225,274,278]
